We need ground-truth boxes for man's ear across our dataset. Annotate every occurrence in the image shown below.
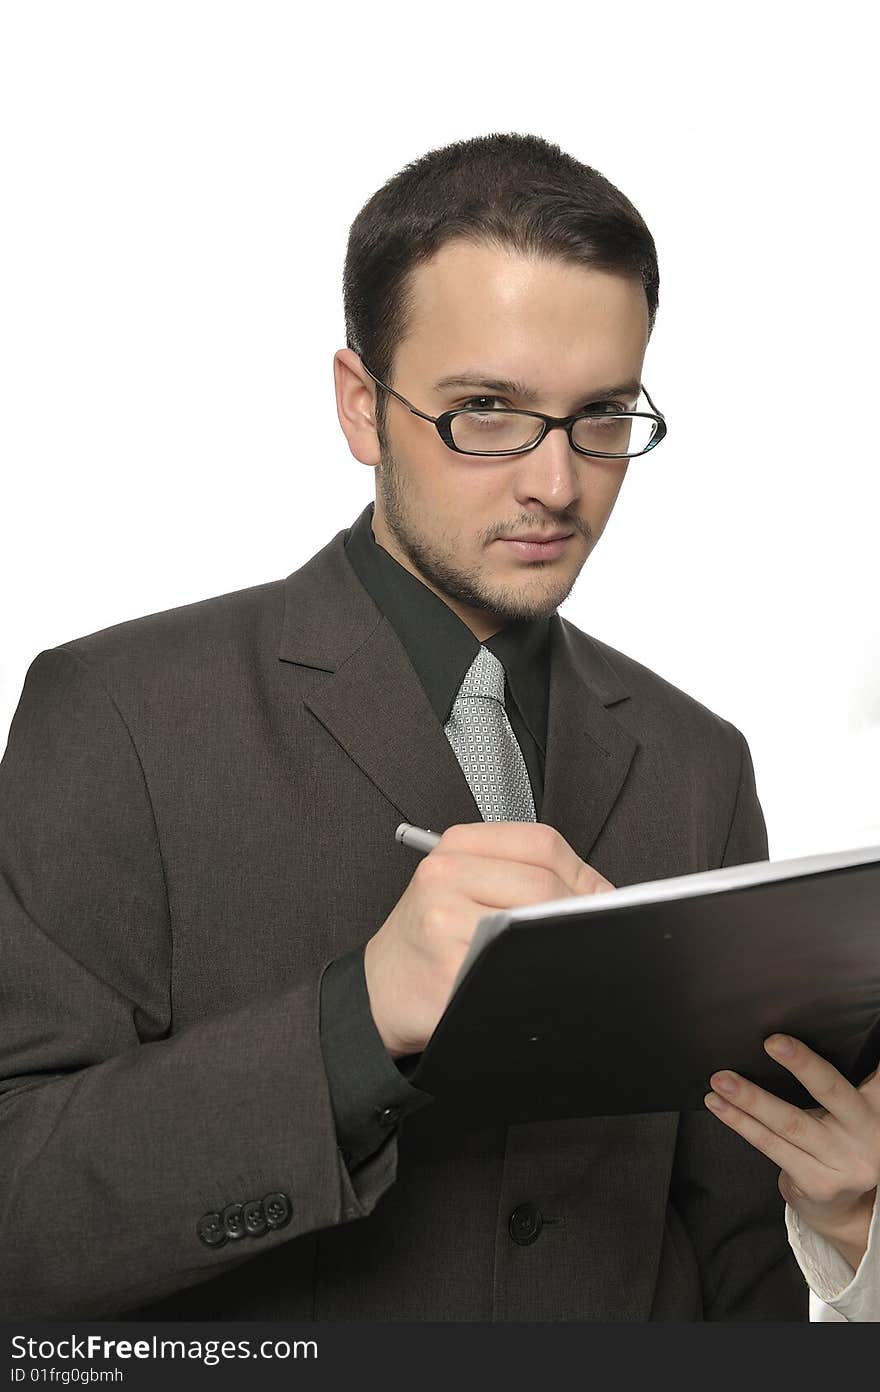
[334,348,381,468]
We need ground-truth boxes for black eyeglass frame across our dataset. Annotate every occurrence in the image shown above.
[359,362,667,459]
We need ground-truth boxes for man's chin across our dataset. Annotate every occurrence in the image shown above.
[471,584,570,625]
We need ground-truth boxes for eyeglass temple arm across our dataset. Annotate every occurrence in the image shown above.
[359,361,439,423]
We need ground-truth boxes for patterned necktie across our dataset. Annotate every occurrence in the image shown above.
[444,645,537,822]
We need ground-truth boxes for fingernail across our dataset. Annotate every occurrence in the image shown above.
[704,1092,726,1112]
[712,1073,738,1097]
[766,1034,795,1058]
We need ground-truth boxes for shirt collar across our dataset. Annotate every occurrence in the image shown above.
[343,502,550,749]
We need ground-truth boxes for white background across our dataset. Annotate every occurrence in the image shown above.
[3,2,877,860]
[1,1,877,1316]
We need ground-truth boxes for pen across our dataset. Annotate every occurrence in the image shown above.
[395,822,442,855]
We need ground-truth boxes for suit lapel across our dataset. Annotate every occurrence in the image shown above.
[278,528,481,834]
[278,529,639,853]
[304,619,483,833]
[541,615,639,864]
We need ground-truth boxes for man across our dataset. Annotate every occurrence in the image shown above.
[0,132,808,1320]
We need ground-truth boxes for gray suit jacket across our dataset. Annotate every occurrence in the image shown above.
[0,524,807,1320]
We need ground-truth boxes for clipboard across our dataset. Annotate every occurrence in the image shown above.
[410,843,880,1127]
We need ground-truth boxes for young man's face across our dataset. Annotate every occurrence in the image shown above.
[335,239,650,640]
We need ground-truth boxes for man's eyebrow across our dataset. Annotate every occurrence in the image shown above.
[432,373,642,403]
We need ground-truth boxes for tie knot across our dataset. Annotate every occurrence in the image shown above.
[456,645,506,704]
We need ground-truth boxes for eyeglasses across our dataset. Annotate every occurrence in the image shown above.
[360,363,667,460]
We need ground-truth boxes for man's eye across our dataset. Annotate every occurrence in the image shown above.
[461,396,506,410]
[582,401,626,416]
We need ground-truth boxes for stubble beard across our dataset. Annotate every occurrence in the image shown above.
[376,442,589,625]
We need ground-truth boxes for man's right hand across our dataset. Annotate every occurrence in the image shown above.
[364,821,614,1059]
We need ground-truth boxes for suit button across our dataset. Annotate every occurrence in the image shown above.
[263,1192,292,1230]
[508,1203,543,1245]
[377,1106,400,1128]
[243,1199,268,1237]
[222,1203,246,1240]
[196,1212,227,1248]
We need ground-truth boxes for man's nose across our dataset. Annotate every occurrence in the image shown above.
[510,425,581,512]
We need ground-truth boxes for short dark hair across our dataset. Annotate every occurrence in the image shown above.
[343,131,660,438]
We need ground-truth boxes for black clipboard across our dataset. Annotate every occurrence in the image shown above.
[410,844,880,1127]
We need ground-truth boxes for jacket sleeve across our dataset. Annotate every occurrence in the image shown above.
[0,647,397,1319]
[669,724,809,1320]
[319,947,432,1168]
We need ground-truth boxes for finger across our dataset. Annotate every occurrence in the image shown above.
[707,1068,830,1163]
[703,1090,833,1188]
[437,822,611,896]
[420,847,579,911]
[762,1035,868,1131]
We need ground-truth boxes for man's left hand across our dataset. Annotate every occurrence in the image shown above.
[704,1035,880,1272]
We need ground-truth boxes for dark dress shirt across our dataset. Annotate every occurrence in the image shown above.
[318,502,552,1169]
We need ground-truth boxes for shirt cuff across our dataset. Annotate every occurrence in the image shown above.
[319,946,433,1170]
[785,1190,880,1321]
